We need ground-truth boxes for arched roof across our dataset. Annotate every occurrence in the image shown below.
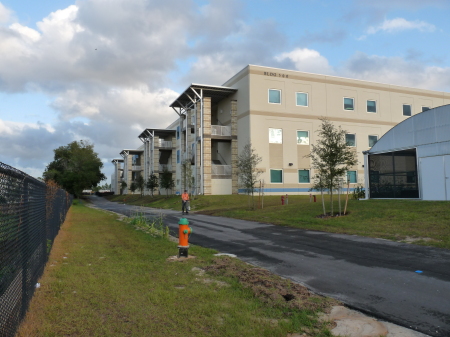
[368,104,450,154]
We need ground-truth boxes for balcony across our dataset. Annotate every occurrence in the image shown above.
[212,164,232,176]
[211,125,231,137]
[157,140,173,148]
[159,164,173,172]
[131,165,142,171]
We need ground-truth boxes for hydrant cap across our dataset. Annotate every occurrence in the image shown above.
[179,218,189,225]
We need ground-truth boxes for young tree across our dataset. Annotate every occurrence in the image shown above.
[160,167,175,197]
[136,174,145,196]
[43,140,106,198]
[120,181,127,195]
[146,173,159,197]
[307,118,358,215]
[129,181,137,194]
[237,143,262,209]
[181,159,194,196]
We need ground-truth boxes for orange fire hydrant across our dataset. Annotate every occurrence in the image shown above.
[178,218,192,258]
[281,195,285,205]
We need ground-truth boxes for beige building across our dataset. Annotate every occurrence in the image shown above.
[112,64,450,195]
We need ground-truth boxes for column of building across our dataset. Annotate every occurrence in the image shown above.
[231,100,238,194]
[203,97,212,195]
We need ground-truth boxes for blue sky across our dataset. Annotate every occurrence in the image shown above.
[0,0,449,182]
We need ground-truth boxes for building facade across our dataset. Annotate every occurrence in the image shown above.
[112,65,450,195]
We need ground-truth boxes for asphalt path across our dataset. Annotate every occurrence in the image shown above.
[87,196,450,336]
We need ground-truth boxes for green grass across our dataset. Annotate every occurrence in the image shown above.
[105,194,450,249]
[17,201,334,337]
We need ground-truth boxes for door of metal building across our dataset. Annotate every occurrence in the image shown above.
[420,155,450,200]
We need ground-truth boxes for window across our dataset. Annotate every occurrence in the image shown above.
[368,135,378,147]
[347,171,357,183]
[346,134,356,147]
[270,169,283,183]
[403,104,412,116]
[297,131,309,145]
[367,100,377,113]
[422,106,430,112]
[298,170,310,183]
[269,128,283,144]
[176,126,180,139]
[407,171,416,184]
[177,150,180,163]
[296,92,308,107]
[344,97,354,110]
[268,89,281,104]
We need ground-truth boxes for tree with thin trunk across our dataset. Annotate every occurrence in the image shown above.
[136,174,145,196]
[146,173,159,197]
[306,118,358,216]
[129,182,137,194]
[120,181,127,195]
[181,159,195,197]
[160,167,175,197]
[237,143,262,209]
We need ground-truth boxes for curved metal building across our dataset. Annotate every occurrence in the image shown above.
[364,104,450,200]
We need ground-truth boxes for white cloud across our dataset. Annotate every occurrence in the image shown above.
[342,52,450,91]
[0,2,11,24]
[367,18,436,35]
[275,48,334,75]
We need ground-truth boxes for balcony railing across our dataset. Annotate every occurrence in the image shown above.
[159,164,172,171]
[157,140,172,148]
[211,125,231,136]
[131,165,142,171]
[212,164,232,175]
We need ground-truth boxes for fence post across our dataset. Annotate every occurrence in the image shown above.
[20,177,30,319]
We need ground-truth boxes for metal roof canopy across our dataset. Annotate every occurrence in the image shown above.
[138,128,176,142]
[170,83,237,115]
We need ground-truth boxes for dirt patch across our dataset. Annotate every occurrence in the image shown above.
[316,212,350,219]
[204,256,339,312]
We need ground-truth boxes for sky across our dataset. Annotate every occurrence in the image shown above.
[1,0,450,183]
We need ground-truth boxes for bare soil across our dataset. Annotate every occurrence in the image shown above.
[205,256,340,312]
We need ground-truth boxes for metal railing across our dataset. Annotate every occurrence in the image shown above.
[211,125,231,136]
[212,164,232,175]
[131,165,142,171]
[159,164,172,171]
[157,140,172,148]
[0,162,72,337]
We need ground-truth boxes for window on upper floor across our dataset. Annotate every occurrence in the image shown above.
[367,100,377,113]
[422,106,430,112]
[347,171,357,183]
[368,135,378,148]
[270,169,283,183]
[296,92,308,107]
[344,97,354,110]
[269,128,283,144]
[268,89,281,104]
[345,134,356,147]
[297,130,309,145]
[176,126,180,139]
[177,150,180,163]
[298,170,310,183]
[403,104,412,116]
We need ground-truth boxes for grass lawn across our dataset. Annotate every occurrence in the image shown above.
[16,201,336,337]
[106,194,450,250]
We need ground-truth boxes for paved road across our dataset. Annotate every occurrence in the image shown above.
[88,196,450,336]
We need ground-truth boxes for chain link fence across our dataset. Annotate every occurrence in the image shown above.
[0,162,72,337]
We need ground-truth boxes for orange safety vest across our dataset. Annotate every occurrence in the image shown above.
[181,192,189,201]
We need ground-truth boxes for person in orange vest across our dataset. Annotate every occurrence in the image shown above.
[181,190,190,215]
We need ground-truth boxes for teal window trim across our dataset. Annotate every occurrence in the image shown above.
[298,169,310,183]
[270,169,283,183]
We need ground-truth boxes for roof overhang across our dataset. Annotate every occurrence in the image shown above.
[120,149,143,157]
[138,128,176,141]
[170,83,237,114]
